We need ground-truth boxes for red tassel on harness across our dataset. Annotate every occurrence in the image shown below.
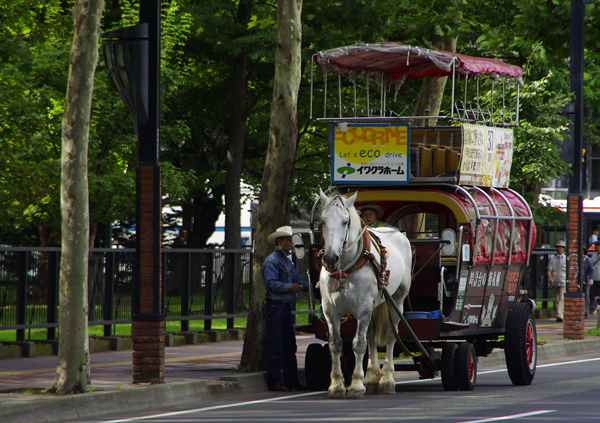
[329,269,348,280]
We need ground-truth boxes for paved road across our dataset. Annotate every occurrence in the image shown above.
[60,353,600,423]
[2,317,600,423]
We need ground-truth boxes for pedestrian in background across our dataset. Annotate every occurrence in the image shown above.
[547,240,567,322]
[172,229,188,247]
[590,241,600,315]
[589,228,599,247]
[582,247,594,318]
[262,225,308,392]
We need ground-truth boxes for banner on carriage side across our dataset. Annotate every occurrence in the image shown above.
[459,123,514,188]
[330,123,410,185]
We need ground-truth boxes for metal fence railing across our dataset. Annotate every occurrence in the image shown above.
[0,247,312,341]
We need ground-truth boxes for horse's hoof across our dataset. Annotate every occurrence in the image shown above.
[346,389,365,399]
[327,384,346,399]
[365,383,378,394]
[378,381,396,394]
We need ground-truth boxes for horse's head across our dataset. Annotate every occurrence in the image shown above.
[319,189,358,272]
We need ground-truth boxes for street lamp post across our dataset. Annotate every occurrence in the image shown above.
[101,0,164,384]
[565,0,594,339]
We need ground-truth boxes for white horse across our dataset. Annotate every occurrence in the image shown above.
[318,190,412,399]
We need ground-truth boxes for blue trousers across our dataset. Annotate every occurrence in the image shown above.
[264,300,299,389]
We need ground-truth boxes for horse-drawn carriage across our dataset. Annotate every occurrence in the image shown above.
[298,43,537,396]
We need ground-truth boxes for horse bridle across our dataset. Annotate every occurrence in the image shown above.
[327,197,366,258]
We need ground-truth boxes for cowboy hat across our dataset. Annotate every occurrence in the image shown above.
[555,240,566,247]
[357,203,384,219]
[267,225,293,244]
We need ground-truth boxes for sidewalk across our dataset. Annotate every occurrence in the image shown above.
[2,318,600,423]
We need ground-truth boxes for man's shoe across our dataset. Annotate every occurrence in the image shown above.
[270,383,290,392]
[288,383,308,391]
[556,317,563,322]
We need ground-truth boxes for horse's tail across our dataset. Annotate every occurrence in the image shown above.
[372,301,389,347]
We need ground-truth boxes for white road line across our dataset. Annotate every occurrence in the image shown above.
[103,392,322,423]
[102,356,600,422]
[454,410,556,423]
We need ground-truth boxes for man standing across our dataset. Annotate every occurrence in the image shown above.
[262,226,308,391]
[583,247,594,318]
[547,240,567,322]
[590,241,600,315]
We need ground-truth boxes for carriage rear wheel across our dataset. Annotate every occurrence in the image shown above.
[305,343,324,391]
[455,342,477,391]
[441,342,458,391]
[504,302,537,386]
[319,344,333,390]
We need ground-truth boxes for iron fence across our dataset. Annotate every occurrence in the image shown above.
[0,247,306,341]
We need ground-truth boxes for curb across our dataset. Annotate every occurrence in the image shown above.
[1,373,268,423]
[478,338,600,367]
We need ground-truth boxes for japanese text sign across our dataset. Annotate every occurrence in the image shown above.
[330,123,410,185]
[459,123,514,188]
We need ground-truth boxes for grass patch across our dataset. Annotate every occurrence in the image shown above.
[584,328,600,337]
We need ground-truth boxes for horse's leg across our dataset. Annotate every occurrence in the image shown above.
[325,315,346,398]
[346,312,370,399]
[379,294,403,394]
[364,318,381,394]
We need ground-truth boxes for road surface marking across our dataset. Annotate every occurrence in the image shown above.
[454,410,555,422]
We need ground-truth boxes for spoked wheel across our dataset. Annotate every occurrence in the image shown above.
[305,343,324,391]
[455,342,477,391]
[504,302,537,386]
[441,342,458,391]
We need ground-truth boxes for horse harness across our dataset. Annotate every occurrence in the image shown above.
[319,222,390,290]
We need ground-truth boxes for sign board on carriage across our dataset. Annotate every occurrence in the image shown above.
[330,123,410,185]
[458,123,514,188]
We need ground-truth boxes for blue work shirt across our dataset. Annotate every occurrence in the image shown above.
[262,247,308,302]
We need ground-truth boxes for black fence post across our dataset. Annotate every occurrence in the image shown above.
[104,251,115,336]
[226,252,236,329]
[181,252,190,332]
[47,251,59,340]
[16,251,28,341]
[204,253,213,331]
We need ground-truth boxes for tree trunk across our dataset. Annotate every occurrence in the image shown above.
[240,0,302,372]
[413,37,457,127]
[46,0,105,395]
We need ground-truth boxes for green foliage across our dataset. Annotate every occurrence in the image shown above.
[510,73,571,194]
[2,0,599,249]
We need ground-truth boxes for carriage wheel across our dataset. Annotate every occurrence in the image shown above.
[305,343,323,391]
[319,344,333,390]
[341,351,354,387]
[441,343,458,391]
[455,342,477,391]
[504,302,537,386]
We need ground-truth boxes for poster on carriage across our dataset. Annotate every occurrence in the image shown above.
[459,123,514,188]
[330,123,410,185]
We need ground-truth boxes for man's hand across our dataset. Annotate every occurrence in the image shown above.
[291,283,303,293]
